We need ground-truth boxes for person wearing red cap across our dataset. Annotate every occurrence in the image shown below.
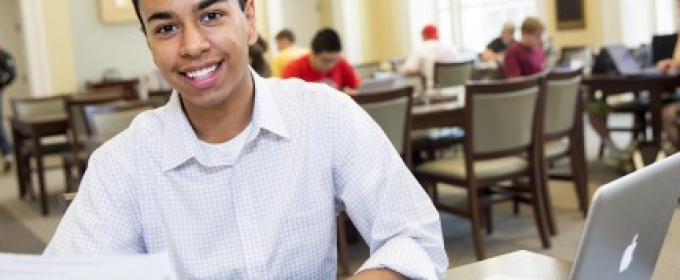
[398,24,458,91]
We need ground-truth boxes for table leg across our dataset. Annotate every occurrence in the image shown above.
[648,89,664,166]
[32,136,49,216]
[11,127,26,199]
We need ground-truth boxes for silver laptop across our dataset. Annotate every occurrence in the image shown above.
[569,153,680,279]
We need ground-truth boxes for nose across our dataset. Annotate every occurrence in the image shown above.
[180,23,209,58]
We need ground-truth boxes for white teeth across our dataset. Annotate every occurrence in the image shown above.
[186,65,217,79]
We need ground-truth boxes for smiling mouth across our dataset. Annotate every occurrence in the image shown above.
[180,61,223,80]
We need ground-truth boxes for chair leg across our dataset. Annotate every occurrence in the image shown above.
[336,213,351,276]
[468,185,486,260]
[33,142,49,216]
[598,141,605,159]
[571,148,590,217]
[541,159,558,236]
[530,165,552,249]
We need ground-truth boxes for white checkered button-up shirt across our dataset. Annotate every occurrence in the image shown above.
[44,72,448,279]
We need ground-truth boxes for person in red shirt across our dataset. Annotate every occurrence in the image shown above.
[503,17,546,78]
[282,28,361,94]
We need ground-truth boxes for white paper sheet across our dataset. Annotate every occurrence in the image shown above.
[0,252,176,280]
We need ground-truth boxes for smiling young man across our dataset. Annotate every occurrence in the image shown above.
[43,0,447,279]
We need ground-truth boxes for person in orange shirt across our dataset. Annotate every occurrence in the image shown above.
[271,29,308,77]
[282,28,361,94]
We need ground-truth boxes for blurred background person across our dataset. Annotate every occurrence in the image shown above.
[271,29,308,77]
[481,21,516,63]
[282,28,361,95]
[249,34,271,77]
[398,24,458,91]
[0,46,15,172]
[502,17,546,78]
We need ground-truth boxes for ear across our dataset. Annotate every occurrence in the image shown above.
[245,0,258,46]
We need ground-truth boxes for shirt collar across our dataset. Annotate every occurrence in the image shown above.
[161,69,290,172]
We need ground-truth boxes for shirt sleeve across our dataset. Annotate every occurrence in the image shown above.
[503,47,522,78]
[330,93,448,279]
[401,49,421,72]
[341,59,362,89]
[43,148,144,256]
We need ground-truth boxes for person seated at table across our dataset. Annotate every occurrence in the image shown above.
[503,17,546,78]
[44,0,447,279]
[249,34,271,77]
[271,29,308,77]
[481,22,516,63]
[282,28,361,95]
[397,24,458,91]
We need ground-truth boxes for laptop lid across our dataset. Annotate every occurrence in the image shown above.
[569,154,680,280]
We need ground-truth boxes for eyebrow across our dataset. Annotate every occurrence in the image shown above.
[145,0,228,23]
[196,0,228,11]
[147,11,173,23]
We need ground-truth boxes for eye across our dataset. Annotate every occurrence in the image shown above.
[200,11,223,23]
[155,24,178,35]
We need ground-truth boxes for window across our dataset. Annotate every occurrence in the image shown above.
[458,0,537,51]
[408,0,538,52]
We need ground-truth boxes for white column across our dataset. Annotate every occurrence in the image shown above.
[19,0,52,97]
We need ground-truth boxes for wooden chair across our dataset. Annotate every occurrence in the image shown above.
[60,192,76,213]
[335,86,413,275]
[414,74,551,260]
[352,61,382,79]
[62,91,128,190]
[83,100,154,139]
[11,95,71,215]
[434,60,474,89]
[538,68,589,236]
[85,78,140,100]
[148,89,173,108]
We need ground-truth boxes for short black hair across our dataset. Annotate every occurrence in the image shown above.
[275,29,296,43]
[311,28,342,54]
[131,0,248,31]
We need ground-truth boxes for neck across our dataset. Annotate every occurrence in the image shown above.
[182,72,255,144]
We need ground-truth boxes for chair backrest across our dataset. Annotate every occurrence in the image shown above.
[11,95,67,118]
[83,100,154,138]
[66,91,128,138]
[148,89,172,107]
[394,74,424,96]
[353,86,413,166]
[434,60,474,89]
[353,61,382,79]
[544,68,583,139]
[465,73,545,158]
[85,78,140,100]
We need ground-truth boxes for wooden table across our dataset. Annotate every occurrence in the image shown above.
[10,114,70,216]
[411,87,464,130]
[445,250,572,280]
[583,74,680,165]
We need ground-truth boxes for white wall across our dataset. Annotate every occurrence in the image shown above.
[68,0,155,87]
[266,0,321,55]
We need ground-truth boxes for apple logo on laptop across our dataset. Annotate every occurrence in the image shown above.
[619,234,639,273]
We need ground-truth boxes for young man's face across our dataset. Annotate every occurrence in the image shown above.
[138,0,257,109]
[310,51,341,73]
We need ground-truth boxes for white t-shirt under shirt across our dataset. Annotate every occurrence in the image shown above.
[199,121,253,165]
[402,39,458,90]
